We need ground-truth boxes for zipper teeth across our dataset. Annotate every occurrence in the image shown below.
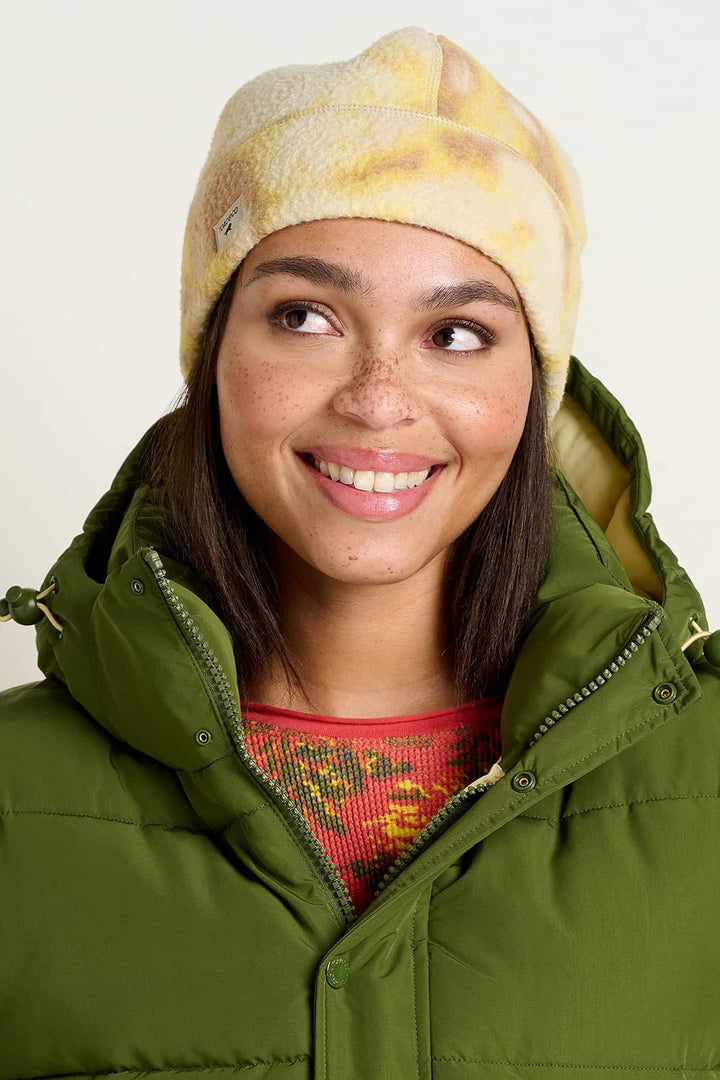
[370,603,665,899]
[371,782,491,898]
[525,606,664,748]
[141,547,357,928]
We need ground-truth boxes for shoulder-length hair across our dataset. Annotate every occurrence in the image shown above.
[141,263,555,711]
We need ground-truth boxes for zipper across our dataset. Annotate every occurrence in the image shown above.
[524,604,664,748]
[369,602,665,899]
[141,546,357,929]
[371,778,494,900]
[142,542,665,920]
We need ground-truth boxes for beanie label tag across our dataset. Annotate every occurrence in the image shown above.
[214,196,244,251]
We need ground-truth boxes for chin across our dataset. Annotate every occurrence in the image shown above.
[304,539,441,586]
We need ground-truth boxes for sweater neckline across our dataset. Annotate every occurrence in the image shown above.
[240,694,504,738]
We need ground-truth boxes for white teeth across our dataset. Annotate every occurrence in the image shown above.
[312,456,433,492]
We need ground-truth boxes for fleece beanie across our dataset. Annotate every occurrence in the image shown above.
[179,25,586,422]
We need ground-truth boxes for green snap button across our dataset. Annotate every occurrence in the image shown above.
[325,955,350,989]
[511,771,536,792]
[652,682,677,704]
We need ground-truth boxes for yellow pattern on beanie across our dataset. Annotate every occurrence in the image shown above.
[180,26,586,421]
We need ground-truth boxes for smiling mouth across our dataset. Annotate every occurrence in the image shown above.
[297,452,445,491]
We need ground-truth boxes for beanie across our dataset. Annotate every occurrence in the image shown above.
[180,25,586,422]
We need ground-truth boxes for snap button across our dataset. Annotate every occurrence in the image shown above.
[511,771,536,791]
[325,955,350,988]
[195,729,212,745]
[131,579,145,595]
[652,682,677,704]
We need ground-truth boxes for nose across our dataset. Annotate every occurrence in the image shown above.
[330,347,424,429]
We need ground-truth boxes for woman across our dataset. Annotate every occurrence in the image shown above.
[1,25,719,1080]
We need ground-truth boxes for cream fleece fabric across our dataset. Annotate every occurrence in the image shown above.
[180,25,586,421]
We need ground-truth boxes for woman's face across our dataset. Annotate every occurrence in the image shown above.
[216,218,533,585]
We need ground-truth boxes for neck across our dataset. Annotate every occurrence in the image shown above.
[245,547,465,720]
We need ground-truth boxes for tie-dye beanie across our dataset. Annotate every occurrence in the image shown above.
[180,25,586,422]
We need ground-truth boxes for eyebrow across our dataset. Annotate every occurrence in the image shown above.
[243,255,520,316]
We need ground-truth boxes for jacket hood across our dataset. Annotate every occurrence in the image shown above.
[29,355,708,783]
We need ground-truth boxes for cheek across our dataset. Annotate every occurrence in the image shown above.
[217,351,318,457]
[455,367,532,458]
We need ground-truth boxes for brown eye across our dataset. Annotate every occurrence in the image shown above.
[284,310,308,330]
[269,302,338,336]
[427,322,496,353]
[282,309,329,331]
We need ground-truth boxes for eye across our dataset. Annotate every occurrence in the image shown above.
[267,302,496,354]
[268,302,339,336]
[426,321,496,354]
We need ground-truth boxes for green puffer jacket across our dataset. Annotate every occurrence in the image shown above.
[1,355,719,1080]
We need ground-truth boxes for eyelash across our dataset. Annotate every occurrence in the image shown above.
[266,300,498,354]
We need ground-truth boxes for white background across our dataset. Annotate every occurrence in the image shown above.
[1,0,718,688]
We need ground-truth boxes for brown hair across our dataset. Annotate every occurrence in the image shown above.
[141,265,555,711]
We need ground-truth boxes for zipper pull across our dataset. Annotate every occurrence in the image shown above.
[462,758,505,794]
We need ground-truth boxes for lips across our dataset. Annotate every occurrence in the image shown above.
[297,449,445,521]
[296,444,444,474]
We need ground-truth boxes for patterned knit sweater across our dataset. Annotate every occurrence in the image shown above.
[240,696,504,915]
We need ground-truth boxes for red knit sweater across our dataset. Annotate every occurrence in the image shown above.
[240,696,504,915]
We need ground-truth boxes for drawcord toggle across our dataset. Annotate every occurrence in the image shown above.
[681,618,720,668]
[0,581,63,633]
